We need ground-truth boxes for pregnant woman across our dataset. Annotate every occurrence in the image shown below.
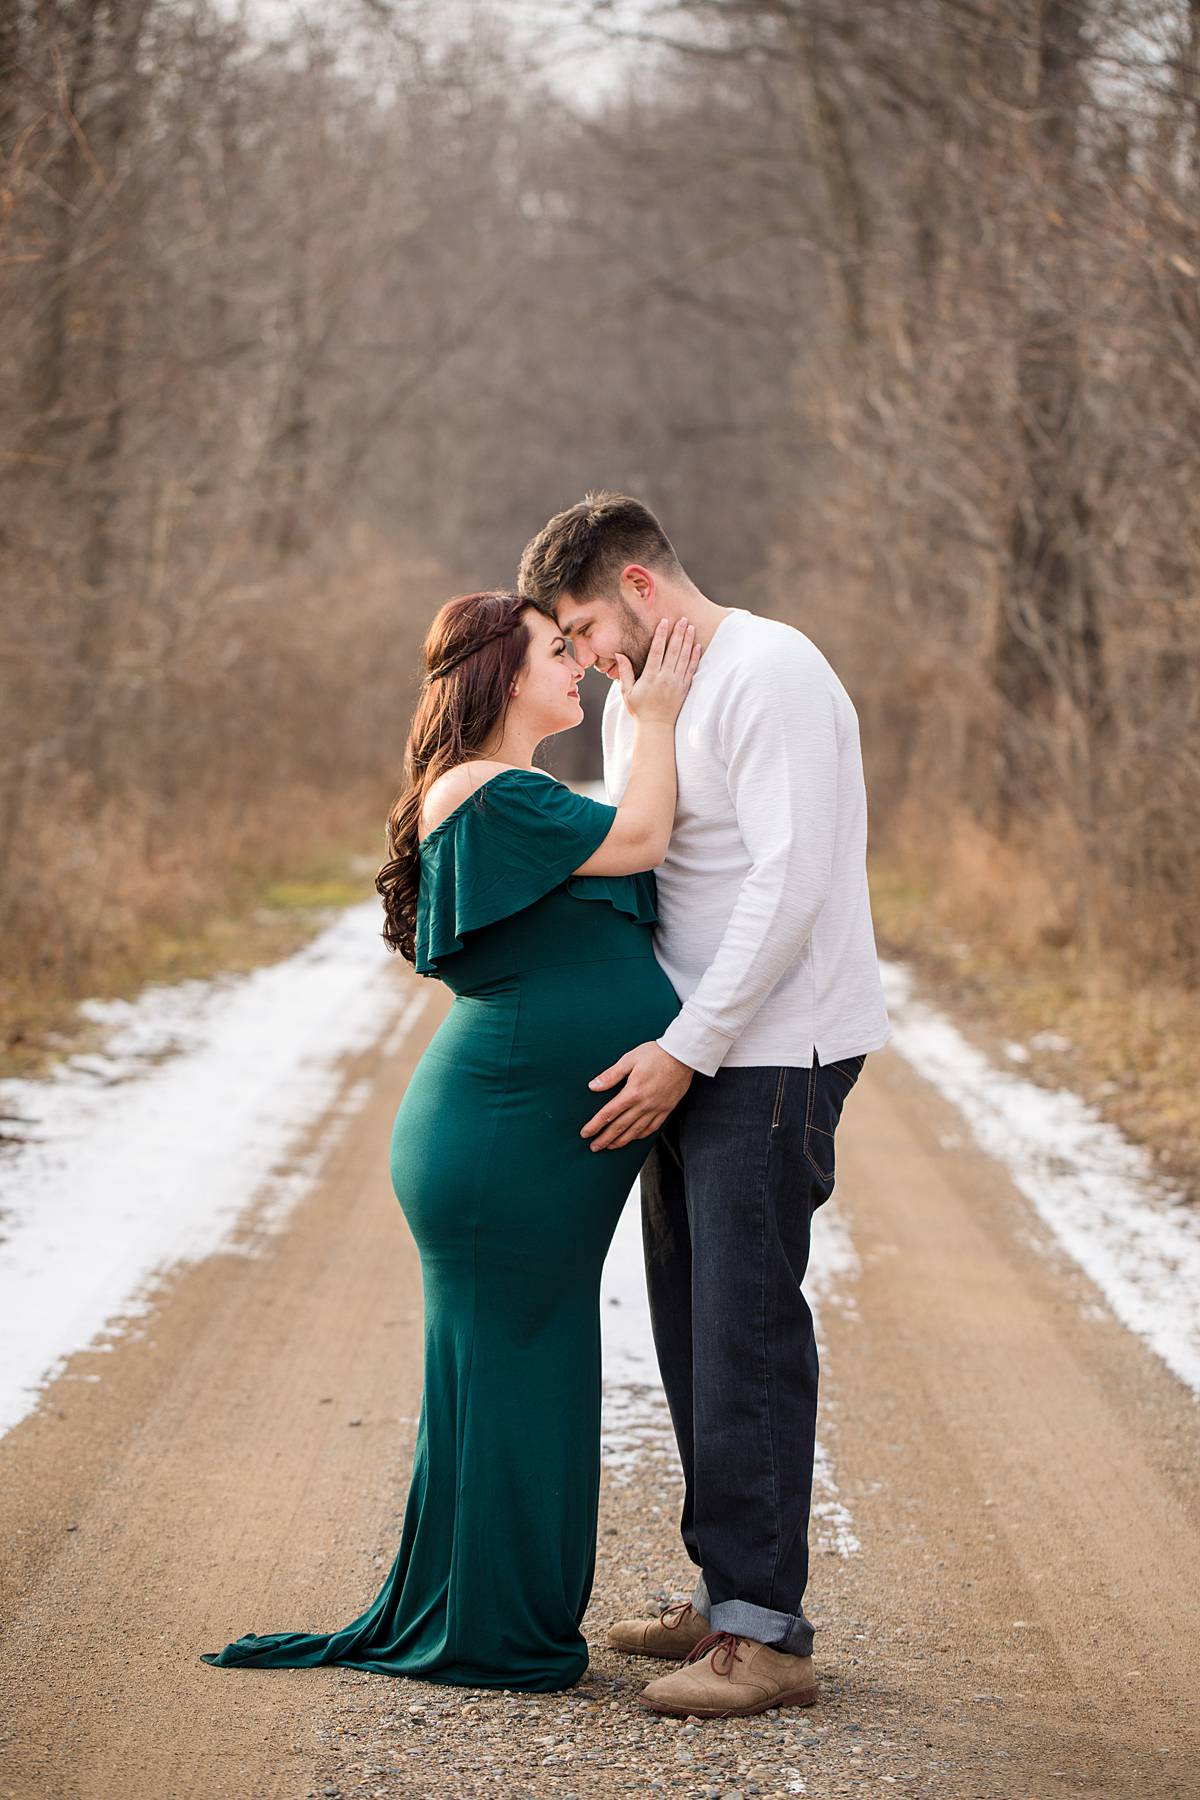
[200,589,699,1692]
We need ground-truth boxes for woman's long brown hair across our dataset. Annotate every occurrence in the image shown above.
[376,590,535,965]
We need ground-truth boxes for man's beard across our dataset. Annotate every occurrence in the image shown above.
[614,596,655,676]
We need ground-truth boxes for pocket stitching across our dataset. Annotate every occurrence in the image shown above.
[770,1068,788,1131]
[802,1063,835,1179]
[803,1062,838,1180]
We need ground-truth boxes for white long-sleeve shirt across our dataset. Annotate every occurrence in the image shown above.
[602,607,892,1077]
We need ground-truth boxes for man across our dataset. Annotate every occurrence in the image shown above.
[517,492,891,1719]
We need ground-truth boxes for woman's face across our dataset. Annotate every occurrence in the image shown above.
[514,608,586,734]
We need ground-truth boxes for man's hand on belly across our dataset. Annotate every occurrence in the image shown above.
[580,1043,694,1151]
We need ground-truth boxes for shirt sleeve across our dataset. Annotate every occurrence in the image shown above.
[656,655,840,1076]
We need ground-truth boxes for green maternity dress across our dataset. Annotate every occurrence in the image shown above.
[200,768,679,1691]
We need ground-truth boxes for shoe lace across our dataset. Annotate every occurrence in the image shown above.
[680,1629,744,1677]
[656,1599,696,1632]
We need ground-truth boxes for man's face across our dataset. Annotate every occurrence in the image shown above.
[553,593,655,681]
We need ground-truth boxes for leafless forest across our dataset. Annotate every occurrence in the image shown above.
[2,0,1198,1009]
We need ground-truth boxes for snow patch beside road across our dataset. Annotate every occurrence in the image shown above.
[882,958,1200,1399]
[0,901,418,1438]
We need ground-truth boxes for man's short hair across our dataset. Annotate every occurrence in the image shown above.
[517,491,685,609]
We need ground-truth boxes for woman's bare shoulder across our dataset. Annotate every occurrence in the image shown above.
[420,760,512,837]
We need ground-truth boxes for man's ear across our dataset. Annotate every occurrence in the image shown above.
[620,563,656,611]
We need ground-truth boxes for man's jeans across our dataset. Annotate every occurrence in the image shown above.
[639,1050,867,1659]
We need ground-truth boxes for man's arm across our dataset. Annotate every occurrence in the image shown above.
[581,649,840,1149]
[578,678,688,1152]
[655,654,840,1078]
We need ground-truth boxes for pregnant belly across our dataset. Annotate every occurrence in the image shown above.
[389,955,679,1267]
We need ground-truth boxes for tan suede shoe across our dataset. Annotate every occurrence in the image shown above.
[637,1629,818,1718]
[606,1598,712,1659]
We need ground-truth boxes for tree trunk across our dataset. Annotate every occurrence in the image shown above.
[992,0,1111,825]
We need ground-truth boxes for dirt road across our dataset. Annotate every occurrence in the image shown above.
[1,968,1197,1800]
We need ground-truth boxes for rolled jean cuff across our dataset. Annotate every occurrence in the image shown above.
[691,1573,814,1658]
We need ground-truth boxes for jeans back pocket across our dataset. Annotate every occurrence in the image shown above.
[802,1055,865,1183]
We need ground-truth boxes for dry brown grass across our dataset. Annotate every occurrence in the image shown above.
[870,809,1200,1206]
[0,779,393,1081]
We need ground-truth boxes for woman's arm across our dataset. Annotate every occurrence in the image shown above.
[572,617,698,877]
